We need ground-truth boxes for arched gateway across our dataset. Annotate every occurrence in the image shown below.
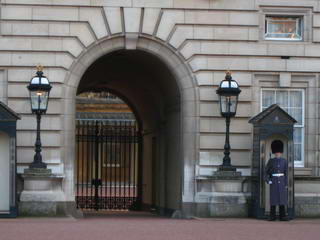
[62,36,198,216]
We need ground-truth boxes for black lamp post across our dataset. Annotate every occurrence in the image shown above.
[216,71,241,171]
[27,65,52,169]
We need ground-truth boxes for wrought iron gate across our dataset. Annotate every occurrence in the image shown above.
[75,120,141,210]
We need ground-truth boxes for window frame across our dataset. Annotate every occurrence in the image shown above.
[260,88,305,167]
[260,7,311,42]
[264,16,303,41]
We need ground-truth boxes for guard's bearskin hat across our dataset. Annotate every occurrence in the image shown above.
[271,140,283,154]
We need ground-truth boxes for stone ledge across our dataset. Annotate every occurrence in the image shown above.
[208,203,248,217]
[20,190,65,202]
[19,201,58,216]
[195,192,251,204]
[191,202,249,218]
[295,176,320,181]
[20,172,64,191]
[20,173,65,179]
[197,176,249,181]
[294,168,313,176]
[18,201,83,217]
[295,179,320,193]
[23,167,52,175]
[295,193,320,204]
[197,176,251,193]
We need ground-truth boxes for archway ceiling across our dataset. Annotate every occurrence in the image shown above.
[77,50,181,129]
[80,51,179,97]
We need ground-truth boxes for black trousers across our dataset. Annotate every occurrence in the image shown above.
[270,205,286,218]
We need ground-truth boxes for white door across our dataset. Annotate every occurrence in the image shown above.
[0,132,10,212]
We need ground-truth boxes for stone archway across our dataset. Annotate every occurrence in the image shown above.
[62,36,198,216]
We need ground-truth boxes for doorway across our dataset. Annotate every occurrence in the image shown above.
[75,92,141,211]
[73,48,183,214]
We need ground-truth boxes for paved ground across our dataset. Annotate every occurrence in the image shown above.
[0,212,319,240]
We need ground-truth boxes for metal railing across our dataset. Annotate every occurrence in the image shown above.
[75,120,141,210]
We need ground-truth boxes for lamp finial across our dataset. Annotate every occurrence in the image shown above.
[225,69,232,77]
[36,64,43,72]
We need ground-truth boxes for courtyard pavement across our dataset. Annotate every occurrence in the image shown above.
[0,212,319,240]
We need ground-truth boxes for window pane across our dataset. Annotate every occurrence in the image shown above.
[290,108,303,124]
[262,90,274,108]
[262,89,304,166]
[229,96,238,113]
[290,91,302,108]
[265,16,302,40]
[276,90,288,108]
[39,92,49,110]
[268,19,296,33]
[294,144,302,162]
[221,96,227,113]
[293,128,302,143]
[30,91,40,110]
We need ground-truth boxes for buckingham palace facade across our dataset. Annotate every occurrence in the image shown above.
[0,0,320,218]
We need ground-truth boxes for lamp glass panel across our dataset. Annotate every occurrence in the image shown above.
[30,91,39,111]
[30,90,48,111]
[220,80,238,89]
[220,95,228,114]
[39,91,49,110]
[220,95,238,115]
[229,95,238,113]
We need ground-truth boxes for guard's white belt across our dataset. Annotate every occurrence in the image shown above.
[272,173,284,177]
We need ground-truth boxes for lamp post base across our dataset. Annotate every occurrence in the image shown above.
[19,170,66,216]
[214,165,241,177]
[218,165,237,172]
[29,161,47,169]
[24,167,52,175]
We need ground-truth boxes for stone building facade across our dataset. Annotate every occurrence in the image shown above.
[0,0,320,217]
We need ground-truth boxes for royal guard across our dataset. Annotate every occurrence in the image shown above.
[265,140,289,221]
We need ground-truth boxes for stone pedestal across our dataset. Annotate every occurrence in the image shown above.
[294,176,320,217]
[212,170,243,192]
[19,168,68,216]
[194,170,250,217]
[210,171,248,217]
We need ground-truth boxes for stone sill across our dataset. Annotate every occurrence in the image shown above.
[196,176,250,181]
[295,176,320,181]
[294,168,312,176]
[197,175,320,182]
[19,173,65,179]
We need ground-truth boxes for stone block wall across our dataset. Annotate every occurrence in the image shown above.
[0,0,320,217]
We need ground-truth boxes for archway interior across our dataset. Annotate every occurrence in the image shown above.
[76,50,181,214]
[75,91,140,211]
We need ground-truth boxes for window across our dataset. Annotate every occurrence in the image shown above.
[261,89,304,167]
[265,16,302,40]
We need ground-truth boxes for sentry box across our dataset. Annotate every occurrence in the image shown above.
[0,102,20,218]
[249,104,296,220]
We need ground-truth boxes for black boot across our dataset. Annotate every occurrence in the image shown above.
[269,206,276,221]
[279,205,288,221]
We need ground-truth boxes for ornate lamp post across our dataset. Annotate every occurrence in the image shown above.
[216,71,241,171]
[27,65,52,169]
